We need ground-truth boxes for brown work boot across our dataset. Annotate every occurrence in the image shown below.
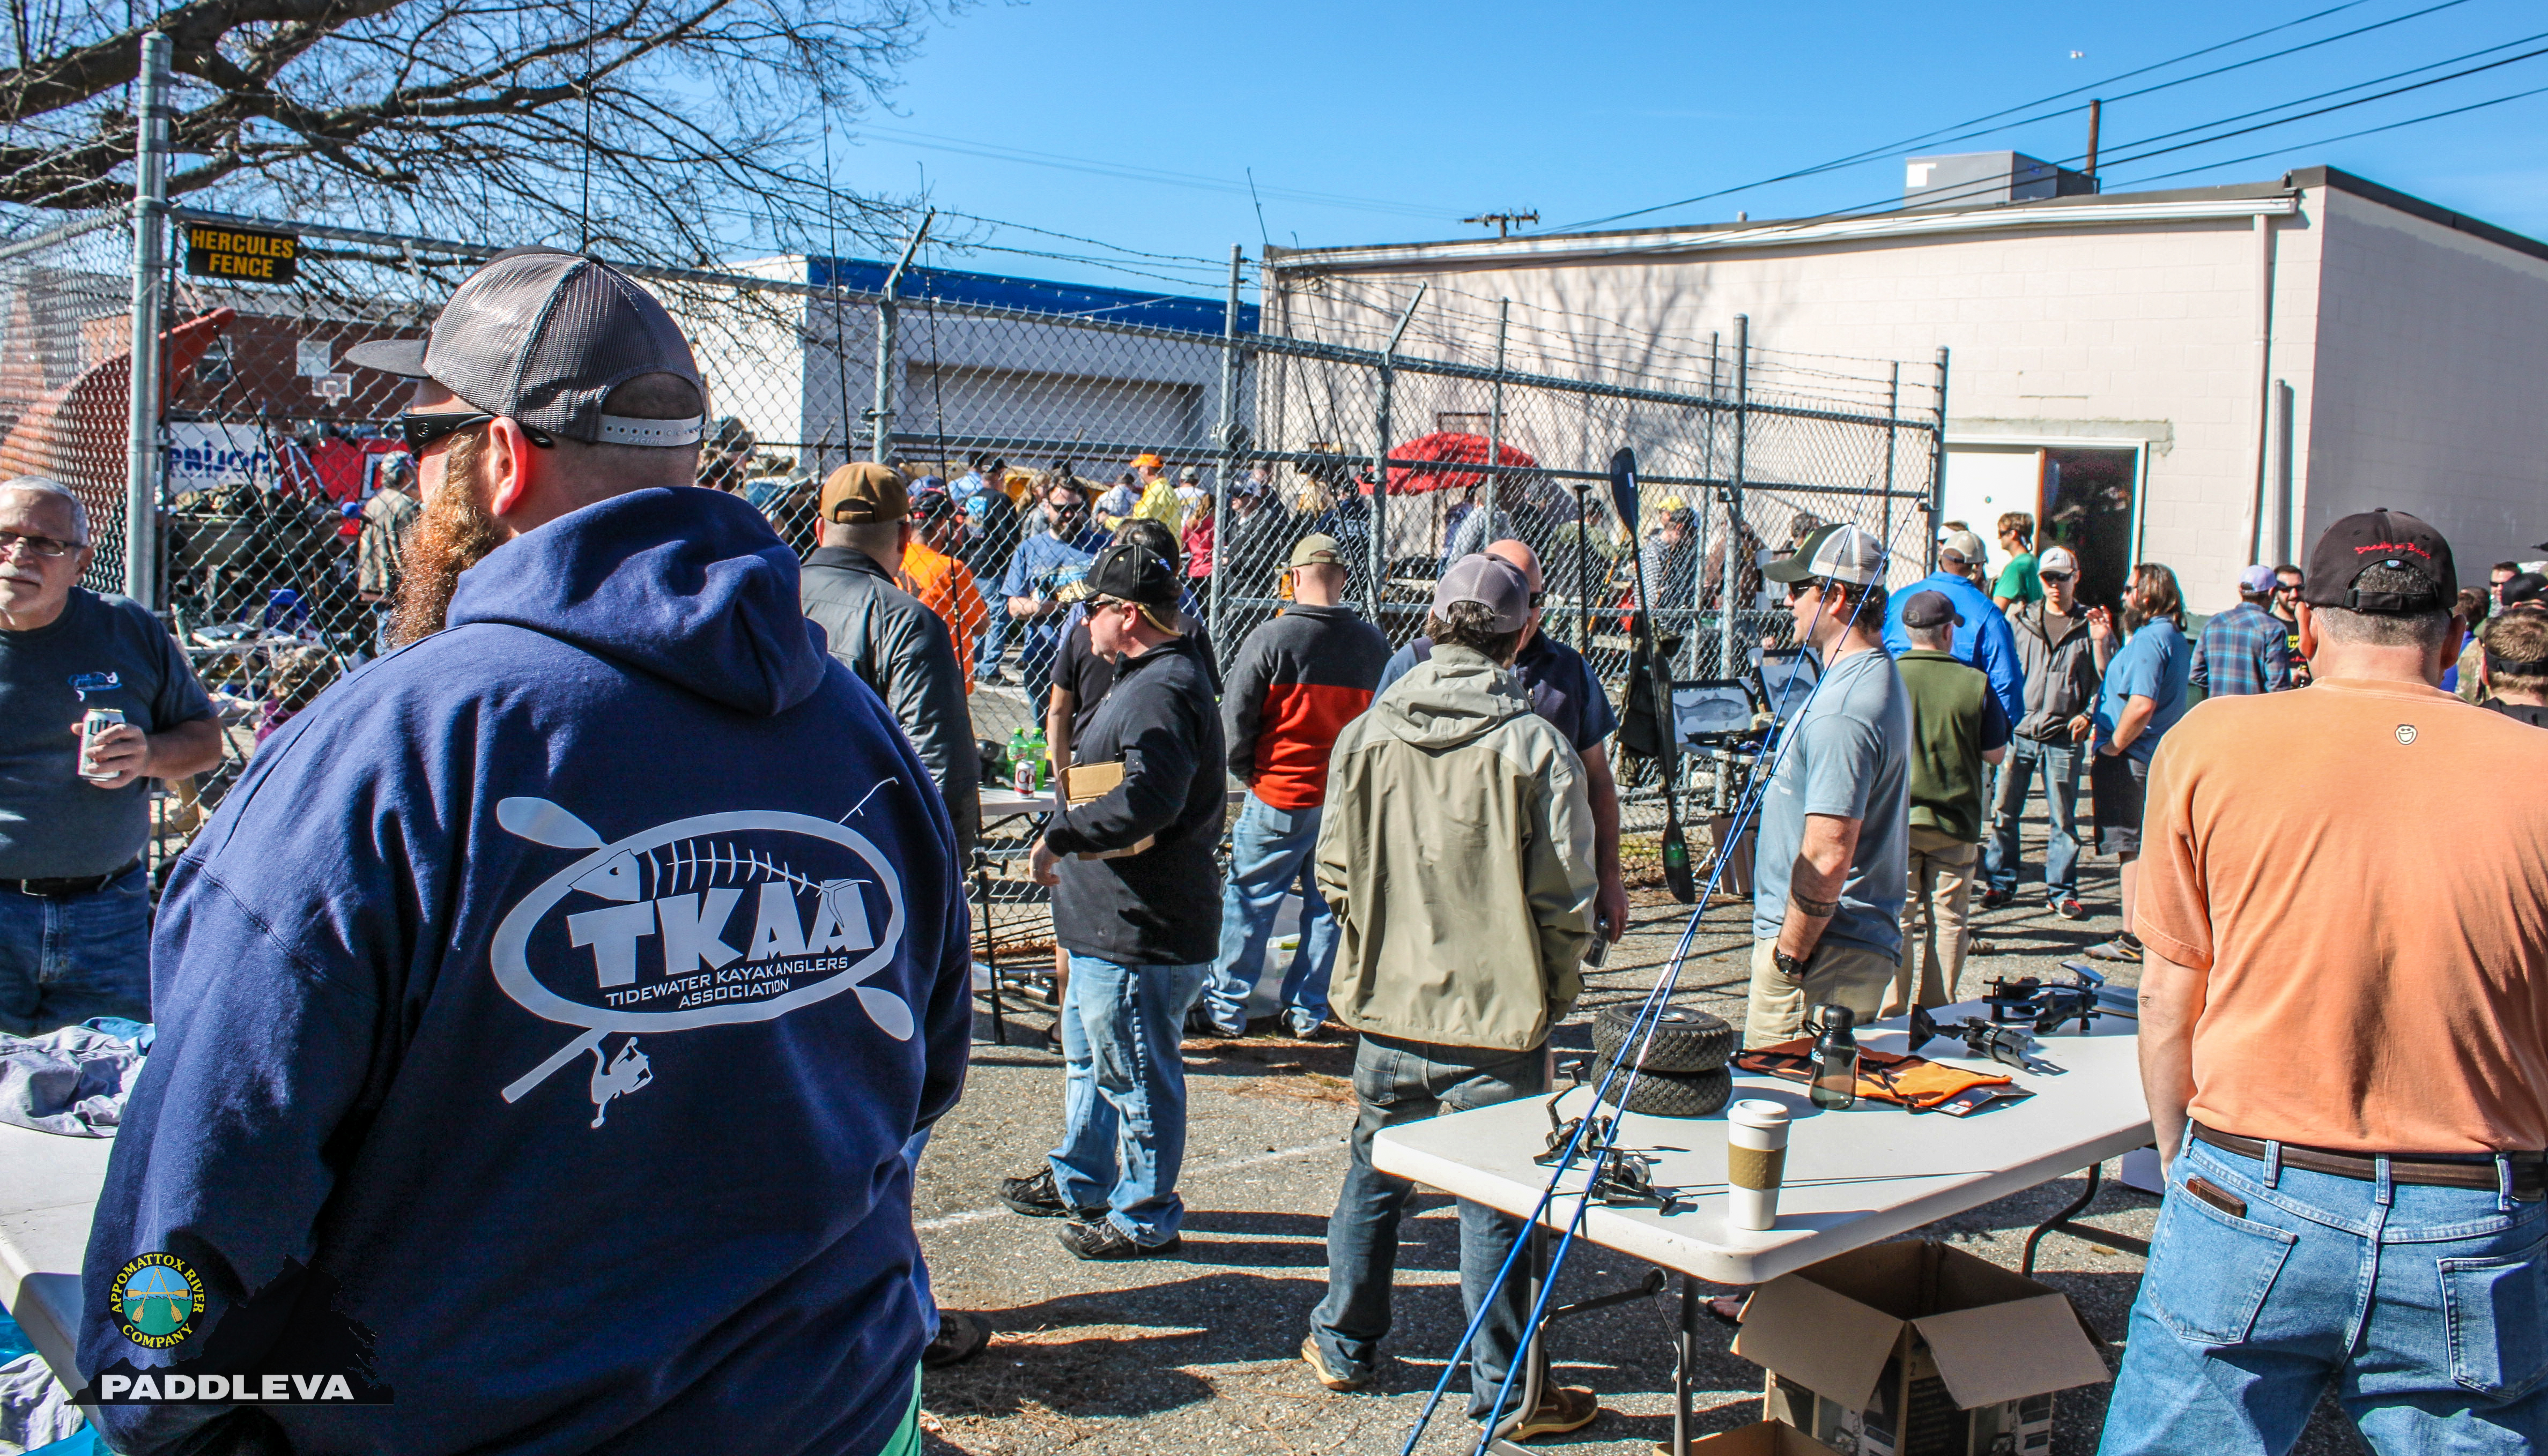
[1501,1385,1599,1440]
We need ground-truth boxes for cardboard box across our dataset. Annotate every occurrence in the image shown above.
[1661,1417,1851,1454]
[1058,761,1151,859]
[1731,1240,2109,1456]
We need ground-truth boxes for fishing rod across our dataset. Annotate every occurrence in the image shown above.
[1395,548,1887,1455]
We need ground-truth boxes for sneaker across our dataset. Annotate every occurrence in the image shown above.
[997,1167,1103,1220]
[1497,1385,1601,1441]
[1054,1217,1181,1261]
[2082,932,2145,962]
[1185,1006,1243,1039]
[974,668,1009,686]
[2053,896,2085,920]
[1286,1014,1327,1041]
[1300,1334,1368,1392]
[921,1310,991,1369]
[1977,887,2013,912]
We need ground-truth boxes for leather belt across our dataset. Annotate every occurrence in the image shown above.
[2194,1123,2546,1199]
[2,859,140,898]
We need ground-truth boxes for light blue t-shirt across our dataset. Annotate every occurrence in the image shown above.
[1751,646,1912,960]
[2094,619,2191,764]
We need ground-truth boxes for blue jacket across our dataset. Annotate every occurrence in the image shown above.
[1882,570,2026,728]
[80,488,969,1456]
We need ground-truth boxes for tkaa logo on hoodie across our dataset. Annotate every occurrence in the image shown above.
[489,796,910,1127]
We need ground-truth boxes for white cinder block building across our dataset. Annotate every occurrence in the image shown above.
[1264,166,2548,609]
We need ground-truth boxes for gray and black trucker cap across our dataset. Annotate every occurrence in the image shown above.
[343,247,706,447]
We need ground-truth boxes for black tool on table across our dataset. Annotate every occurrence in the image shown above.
[1611,447,1695,903]
[1983,964,2107,1035]
[1908,1005,2041,1072]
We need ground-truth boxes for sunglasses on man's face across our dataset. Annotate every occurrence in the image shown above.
[395,410,553,453]
[2039,571,2074,584]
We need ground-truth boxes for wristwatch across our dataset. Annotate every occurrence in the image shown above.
[1774,949,1810,979]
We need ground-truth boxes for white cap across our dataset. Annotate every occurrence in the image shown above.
[2039,545,2079,575]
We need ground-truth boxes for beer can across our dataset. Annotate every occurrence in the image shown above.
[79,706,126,782]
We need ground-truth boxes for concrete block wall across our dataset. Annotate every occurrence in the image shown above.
[2300,186,2548,581]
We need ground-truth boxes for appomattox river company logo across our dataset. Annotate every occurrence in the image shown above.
[110,1253,204,1349]
[489,796,909,1127]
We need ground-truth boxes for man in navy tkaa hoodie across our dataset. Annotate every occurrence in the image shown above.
[76,249,971,1456]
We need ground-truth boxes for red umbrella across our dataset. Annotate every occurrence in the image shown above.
[0,308,236,532]
[1363,430,1537,496]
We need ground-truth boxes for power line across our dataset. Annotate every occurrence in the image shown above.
[2106,79,2548,188]
[1618,35,2548,242]
[1550,0,2468,232]
[847,121,1458,221]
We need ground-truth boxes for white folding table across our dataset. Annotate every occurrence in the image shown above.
[1371,1004,2151,1453]
[0,1120,115,1390]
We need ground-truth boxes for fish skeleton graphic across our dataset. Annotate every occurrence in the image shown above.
[491,797,912,1118]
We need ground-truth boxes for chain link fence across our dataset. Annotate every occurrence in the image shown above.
[0,211,140,595]
[1,204,1945,911]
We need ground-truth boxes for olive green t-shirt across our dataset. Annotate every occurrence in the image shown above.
[1895,648,2011,843]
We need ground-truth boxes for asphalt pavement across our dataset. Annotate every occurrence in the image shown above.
[915,822,2364,1455]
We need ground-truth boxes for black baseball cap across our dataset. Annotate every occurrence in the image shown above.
[2501,573,2548,609]
[1900,589,1963,629]
[344,247,706,447]
[1084,542,1179,608]
[2302,508,2455,614]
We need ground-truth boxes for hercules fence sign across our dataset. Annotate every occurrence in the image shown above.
[183,224,299,283]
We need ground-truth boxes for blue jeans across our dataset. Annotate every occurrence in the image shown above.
[1983,737,2083,898]
[2100,1133,2548,1456]
[0,864,151,1036]
[1047,954,1211,1246]
[1203,797,1337,1035]
[975,607,1013,679]
[1018,621,1062,711]
[1310,1034,1547,1421]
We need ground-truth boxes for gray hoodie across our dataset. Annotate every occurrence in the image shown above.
[2010,601,2101,742]
[1314,644,1597,1052]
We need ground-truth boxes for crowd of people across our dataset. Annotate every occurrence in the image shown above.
[5,249,2546,1456]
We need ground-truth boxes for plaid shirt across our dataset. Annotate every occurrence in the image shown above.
[2193,600,2293,697]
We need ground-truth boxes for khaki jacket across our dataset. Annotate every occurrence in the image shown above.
[1315,644,1598,1051]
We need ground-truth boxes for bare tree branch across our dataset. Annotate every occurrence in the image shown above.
[0,0,957,264]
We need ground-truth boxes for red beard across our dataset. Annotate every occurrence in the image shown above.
[391,432,506,645]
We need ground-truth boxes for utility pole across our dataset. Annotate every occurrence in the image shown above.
[122,31,171,607]
[2083,100,2101,189]
[867,210,932,464]
[1461,211,1539,239]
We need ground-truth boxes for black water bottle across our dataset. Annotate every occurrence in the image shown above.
[1808,1003,1858,1111]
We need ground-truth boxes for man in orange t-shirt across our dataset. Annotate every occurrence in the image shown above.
[902,491,986,694]
[2103,509,2548,1456]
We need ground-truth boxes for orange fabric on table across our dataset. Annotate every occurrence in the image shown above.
[2136,679,2548,1154]
[900,539,984,695]
[1734,1038,2013,1111]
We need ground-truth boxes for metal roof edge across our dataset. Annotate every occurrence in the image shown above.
[2286,166,2548,267]
[1272,189,2300,272]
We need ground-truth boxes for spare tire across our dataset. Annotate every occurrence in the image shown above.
[1588,1054,1733,1119]
[1591,1004,1736,1074]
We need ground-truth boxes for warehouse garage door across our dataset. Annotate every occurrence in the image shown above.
[905,363,1203,458]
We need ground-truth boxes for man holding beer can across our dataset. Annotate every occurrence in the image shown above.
[0,477,222,1033]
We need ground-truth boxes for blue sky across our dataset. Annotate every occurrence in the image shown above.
[819,0,2548,299]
